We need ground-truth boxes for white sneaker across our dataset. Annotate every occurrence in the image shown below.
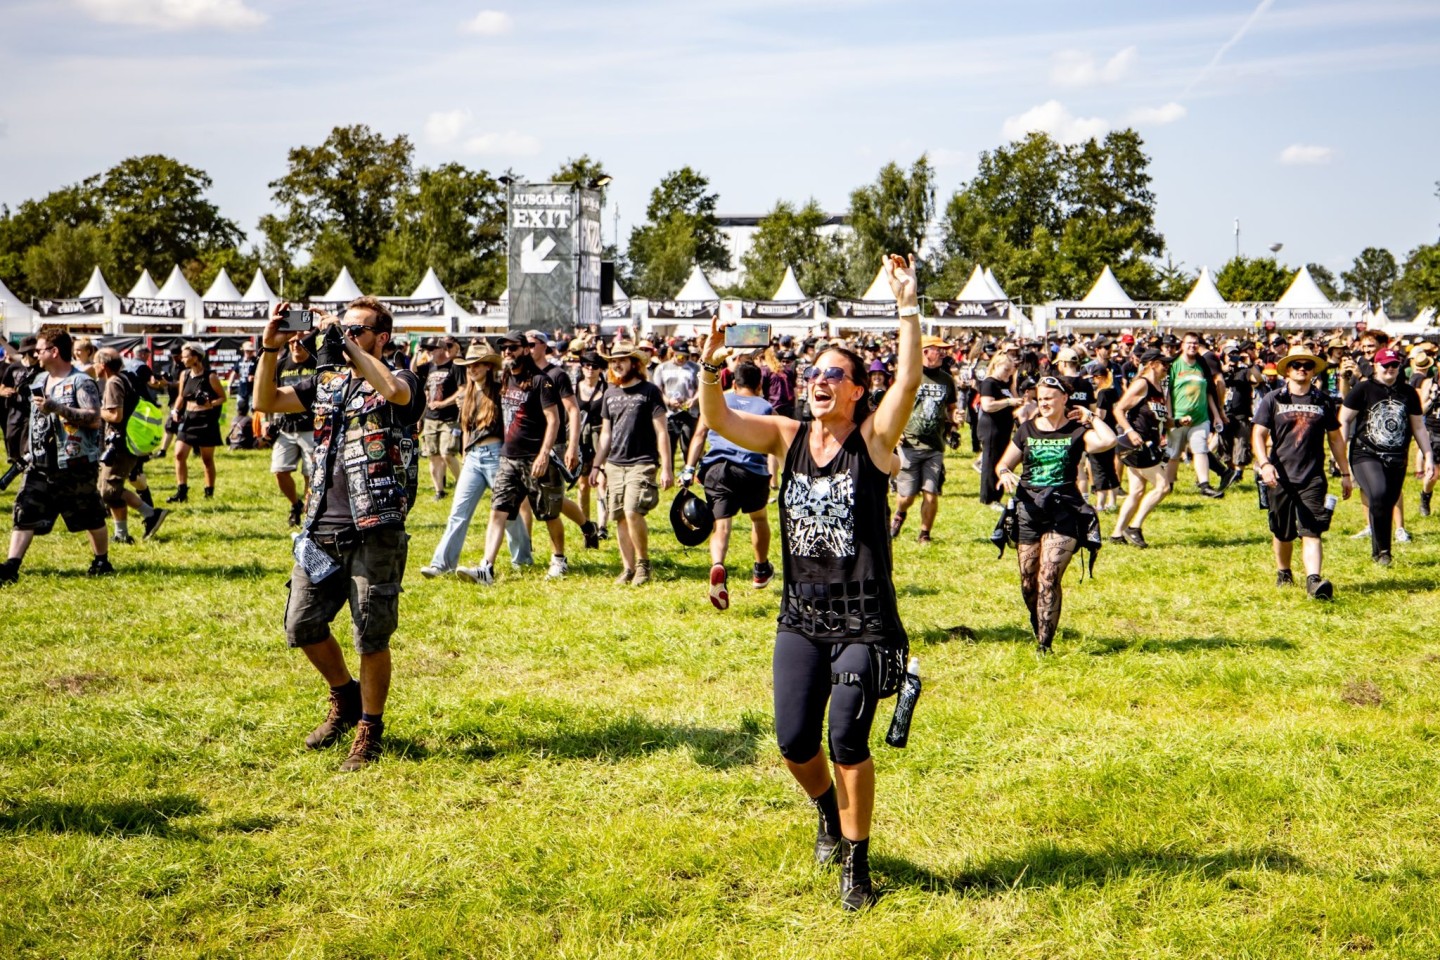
[1396,528,1412,543]
[420,565,447,579]
[457,562,494,585]
[1350,526,1372,539]
[546,555,568,580]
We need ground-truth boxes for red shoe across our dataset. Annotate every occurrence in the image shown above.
[709,564,729,611]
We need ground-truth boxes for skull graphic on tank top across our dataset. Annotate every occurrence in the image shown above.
[784,472,855,557]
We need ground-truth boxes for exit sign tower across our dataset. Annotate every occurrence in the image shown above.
[506,181,602,331]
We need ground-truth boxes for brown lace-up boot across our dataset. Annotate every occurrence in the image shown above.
[305,683,361,750]
[340,719,384,772]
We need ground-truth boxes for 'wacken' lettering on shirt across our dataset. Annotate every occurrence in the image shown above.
[1279,403,1325,417]
[1025,436,1075,487]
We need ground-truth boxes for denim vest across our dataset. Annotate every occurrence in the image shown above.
[303,369,418,530]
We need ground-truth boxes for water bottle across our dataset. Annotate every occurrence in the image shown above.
[1257,480,1269,511]
[1324,493,1339,513]
[885,657,922,749]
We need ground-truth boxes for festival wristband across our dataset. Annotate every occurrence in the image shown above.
[898,305,920,318]
[261,346,280,354]
[700,361,721,374]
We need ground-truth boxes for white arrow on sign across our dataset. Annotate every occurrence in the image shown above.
[520,233,560,274]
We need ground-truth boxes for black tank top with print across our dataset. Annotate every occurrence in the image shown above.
[778,422,905,645]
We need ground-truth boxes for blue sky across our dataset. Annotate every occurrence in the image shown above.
[3,0,1438,287]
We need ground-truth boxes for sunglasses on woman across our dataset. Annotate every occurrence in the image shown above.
[1038,376,1065,390]
[802,366,852,385]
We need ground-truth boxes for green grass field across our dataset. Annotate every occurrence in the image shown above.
[4,430,1440,959]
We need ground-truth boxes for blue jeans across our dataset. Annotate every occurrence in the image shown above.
[429,443,531,570]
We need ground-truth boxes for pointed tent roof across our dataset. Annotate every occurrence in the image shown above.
[323,266,363,302]
[1371,305,1390,327]
[956,265,1003,301]
[243,269,278,303]
[79,266,117,300]
[674,264,719,302]
[772,266,807,301]
[860,264,894,301]
[1417,307,1437,326]
[127,269,160,298]
[1081,266,1135,306]
[613,279,628,302]
[0,276,35,325]
[408,267,471,321]
[984,267,1009,301]
[1183,266,1228,307]
[1276,266,1332,308]
[202,268,243,302]
[157,265,199,301]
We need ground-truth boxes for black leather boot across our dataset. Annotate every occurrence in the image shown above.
[839,837,877,911]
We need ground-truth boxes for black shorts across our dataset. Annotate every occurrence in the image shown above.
[178,420,222,448]
[1267,474,1331,542]
[1015,497,1086,544]
[13,463,107,535]
[700,459,769,519]
[1087,449,1121,492]
[284,526,410,655]
[493,455,564,521]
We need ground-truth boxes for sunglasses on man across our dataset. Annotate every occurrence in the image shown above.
[1288,361,1315,372]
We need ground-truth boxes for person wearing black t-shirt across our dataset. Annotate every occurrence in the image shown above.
[270,334,317,526]
[977,354,1021,506]
[414,337,462,500]
[255,298,426,771]
[168,343,227,502]
[1111,349,1173,547]
[890,336,957,544]
[1252,347,1352,600]
[695,253,922,911]
[1338,347,1434,564]
[1414,350,1440,516]
[525,330,601,553]
[996,376,1116,653]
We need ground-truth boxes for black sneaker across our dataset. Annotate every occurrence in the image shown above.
[0,558,18,585]
[1276,569,1295,588]
[1217,467,1240,492]
[1123,527,1149,549]
[112,532,135,545]
[581,521,600,550]
[752,560,774,590]
[87,557,116,577]
[1197,482,1224,499]
[288,500,304,527]
[1108,534,1127,545]
[142,509,169,541]
[888,512,906,540]
[433,489,446,502]
[1422,492,1432,518]
[1306,575,1333,601]
[203,486,214,499]
[917,531,932,547]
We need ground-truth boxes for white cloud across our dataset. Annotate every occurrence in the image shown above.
[1126,102,1187,125]
[461,10,512,36]
[1001,100,1109,144]
[423,110,469,146]
[74,0,266,30]
[1278,143,1334,165]
[463,130,541,156]
[1050,45,1138,87]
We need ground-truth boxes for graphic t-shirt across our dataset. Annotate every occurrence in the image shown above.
[1169,356,1211,425]
[416,360,460,422]
[1062,374,1096,410]
[276,355,318,432]
[701,392,773,475]
[29,369,102,470]
[500,370,556,459]
[1253,388,1339,486]
[655,361,699,416]
[1343,379,1420,462]
[601,380,667,465]
[978,376,1015,434]
[902,366,957,450]
[1014,417,1088,489]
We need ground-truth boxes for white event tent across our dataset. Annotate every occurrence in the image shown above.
[409,267,475,330]
[1160,267,1249,330]
[1266,266,1361,331]
[322,266,364,304]
[127,269,161,299]
[202,268,243,303]
[0,276,36,332]
[642,264,721,334]
[1042,266,1153,334]
[929,264,1016,332]
[773,265,807,302]
[153,266,200,330]
[79,266,121,324]
[243,269,279,306]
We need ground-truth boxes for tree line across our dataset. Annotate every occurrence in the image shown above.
[2,124,1438,313]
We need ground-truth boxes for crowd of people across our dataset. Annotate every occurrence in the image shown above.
[3,261,1436,909]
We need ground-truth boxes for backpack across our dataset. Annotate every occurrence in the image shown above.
[227,415,256,451]
[125,394,166,456]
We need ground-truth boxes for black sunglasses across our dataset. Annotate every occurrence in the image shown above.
[1380,361,1402,370]
[1288,360,1315,372]
[344,324,376,338]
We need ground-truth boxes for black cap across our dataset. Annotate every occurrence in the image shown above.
[17,335,38,355]
[1138,348,1165,365]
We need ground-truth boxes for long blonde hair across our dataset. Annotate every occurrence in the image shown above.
[459,365,499,433]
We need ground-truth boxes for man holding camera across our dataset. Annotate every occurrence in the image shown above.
[415,336,462,500]
[255,298,425,771]
[270,333,317,527]
[0,328,111,584]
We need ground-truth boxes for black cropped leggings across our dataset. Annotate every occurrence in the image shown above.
[773,632,884,766]
[978,416,1012,505]
[1353,456,1407,556]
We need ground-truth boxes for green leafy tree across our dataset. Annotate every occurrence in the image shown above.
[1215,255,1292,302]
[1306,263,1340,301]
[550,155,610,202]
[735,200,847,299]
[267,125,415,269]
[0,184,104,300]
[1339,248,1397,305]
[844,155,935,294]
[370,163,507,302]
[1396,242,1440,312]
[22,222,113,298]
[1154,257,1196,301]
[1052,131,1163,299]
[626,167,728,298]
[97,155,242,281]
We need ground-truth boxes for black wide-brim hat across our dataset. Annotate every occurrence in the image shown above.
[670,488,714,548]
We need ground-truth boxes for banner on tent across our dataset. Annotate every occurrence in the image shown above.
[203,301,269,320]
[648,300,720,319]
[740,299,817,319]
[831,299,897,320]
[601,302,631,320]
[380,297,445,317]
[1053,306,1152,321]
[36,297,104,317]
[305,300,349,315]
[120,297,186,319]
[931,300,1008,319]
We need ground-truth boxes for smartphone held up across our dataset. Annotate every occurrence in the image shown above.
[278,307,317,333]
[724,322,771,349]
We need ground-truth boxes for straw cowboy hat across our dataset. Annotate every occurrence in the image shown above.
[1276,345,1328,376]
[1409,345,1434,371]
[598,342,649,362]
[453,340,503,367]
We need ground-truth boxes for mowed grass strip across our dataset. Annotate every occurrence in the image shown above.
[2,432,1440,959]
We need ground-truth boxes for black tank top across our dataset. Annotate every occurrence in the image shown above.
[1129,379,1168,445]
[182,370,221,427]
[778,422,905,645]
[577,379,606,429]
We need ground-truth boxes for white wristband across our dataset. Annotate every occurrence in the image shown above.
[898,305,919,318]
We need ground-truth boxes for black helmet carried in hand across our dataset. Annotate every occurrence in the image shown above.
[670,488,714,547]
